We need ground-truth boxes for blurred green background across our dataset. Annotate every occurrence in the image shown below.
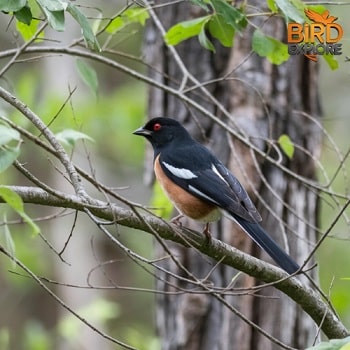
[317,4,350,331]
[0,2,349,350]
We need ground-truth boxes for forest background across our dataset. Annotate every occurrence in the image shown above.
[0,0,350,349]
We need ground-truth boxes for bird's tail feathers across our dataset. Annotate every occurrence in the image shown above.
[226,213,300,274]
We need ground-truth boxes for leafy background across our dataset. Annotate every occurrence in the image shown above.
[0,0,349,349]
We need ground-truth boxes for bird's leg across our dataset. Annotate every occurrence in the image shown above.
[203,223,212,241]
[171,214,184,227]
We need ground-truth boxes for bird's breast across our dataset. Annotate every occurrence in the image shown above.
[154,155,220,222]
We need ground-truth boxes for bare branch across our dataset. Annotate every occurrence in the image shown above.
[3,185,349,340]
[0,85,88,200]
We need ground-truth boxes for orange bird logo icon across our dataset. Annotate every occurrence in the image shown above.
[304,9,338,25]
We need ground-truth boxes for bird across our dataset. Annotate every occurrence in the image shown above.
[133,117,300,274]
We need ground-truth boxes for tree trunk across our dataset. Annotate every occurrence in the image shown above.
[144,1,320,349]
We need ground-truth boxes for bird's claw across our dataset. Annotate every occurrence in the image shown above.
[171,214,184,227]
[203,223,212,241]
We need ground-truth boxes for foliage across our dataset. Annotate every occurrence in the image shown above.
[166,0,338,69]
[105,7,149,34]
[0,1,349,349]
[0,0,100,50]
[55,129,95,148]
[252,29,289,65]
[278,134,295,159]
[165,0,247,52]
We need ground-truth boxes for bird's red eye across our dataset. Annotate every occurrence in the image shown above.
[153,123,162,131]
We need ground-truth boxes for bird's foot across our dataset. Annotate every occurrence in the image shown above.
[171,214,184,227]
[203,223,212,241]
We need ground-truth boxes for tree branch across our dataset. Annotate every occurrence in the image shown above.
[0,45,347,202]
[5,185,349,340]
[0,86,88,200]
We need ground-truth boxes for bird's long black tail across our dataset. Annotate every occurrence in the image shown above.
[232,216,300,274]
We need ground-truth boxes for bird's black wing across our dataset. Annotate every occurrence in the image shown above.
[159,144,261,223]
[159,144,300,274]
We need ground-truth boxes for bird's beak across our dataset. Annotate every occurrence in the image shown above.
[133,126,152,136]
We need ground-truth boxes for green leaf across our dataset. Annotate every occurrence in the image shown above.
[56,129,95,147]
[36,0,65,31]
[198,25,215,52]
[266,0,278,13]
[210,0,247,32]
[0,186,40,236]
[208,14,235,47]
[105,17,124,34]
[0,145,20,173]
[125,7,149,26]
[40,8,65,31]
[0,0,26,12]
[323,54,339,70]
[0,186,24,212]
[106,7,149,34]
[44,10,65,31]
[65,2,101,51]
[36,0,65,11]
[274,0,305,23]
[14,5,32,25]
[252,29,289,65]
[165,16,210,46]
[16,18,44,41]
[76,59,98,97]
[0,124,20,147]
[278,134,294,159]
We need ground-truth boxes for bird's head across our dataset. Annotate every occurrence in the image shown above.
[133,117,190,150]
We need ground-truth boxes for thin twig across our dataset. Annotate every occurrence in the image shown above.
[0,86,88,200]
[0,244,137,350]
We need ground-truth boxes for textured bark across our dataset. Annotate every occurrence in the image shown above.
[144,1,320,349]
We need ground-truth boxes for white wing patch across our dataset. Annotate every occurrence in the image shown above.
[211,164,230,186]
[162,161,198,179]
[188,185,220,205]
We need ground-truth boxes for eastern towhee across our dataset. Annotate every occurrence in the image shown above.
[134,117,300,274]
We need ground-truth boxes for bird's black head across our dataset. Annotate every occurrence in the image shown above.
[133,117,191,151]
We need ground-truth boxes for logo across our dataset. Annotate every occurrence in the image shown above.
[287,8,343,61]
